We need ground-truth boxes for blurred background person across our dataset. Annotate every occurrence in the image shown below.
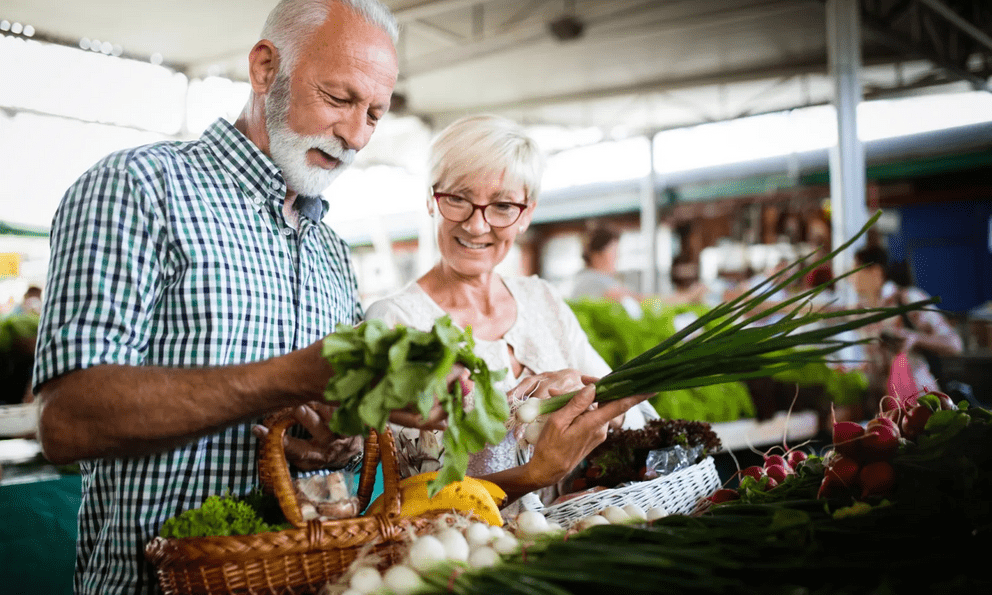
[851,245,963,405]
[1,286,41,405]
[571,225,705,313]
[10,285,43,316]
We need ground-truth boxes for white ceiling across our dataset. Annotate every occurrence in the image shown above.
[5,0,989,138]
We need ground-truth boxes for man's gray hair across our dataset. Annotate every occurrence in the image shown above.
[260,0,399,75]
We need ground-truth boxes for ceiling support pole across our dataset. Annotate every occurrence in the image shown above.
[640,137,658,295]
[826,0,870,280]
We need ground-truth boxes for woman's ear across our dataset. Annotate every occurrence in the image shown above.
[516,201,536,234]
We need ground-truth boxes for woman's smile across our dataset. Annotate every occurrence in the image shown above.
[455,236,491,250]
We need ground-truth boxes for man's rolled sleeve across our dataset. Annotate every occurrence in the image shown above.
[34,162,164,389]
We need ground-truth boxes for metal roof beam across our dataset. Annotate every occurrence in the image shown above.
[916,0,992,53]
[861,2,992,91]
[398,0,774,77]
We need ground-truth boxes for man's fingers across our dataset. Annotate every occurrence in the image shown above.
[388,408,448,431]
[291,404,322,429]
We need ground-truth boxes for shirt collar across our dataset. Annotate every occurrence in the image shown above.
[296,195,329,222]
[200,119,287,202]
[202,119,329,223]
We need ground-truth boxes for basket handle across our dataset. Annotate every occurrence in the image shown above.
[258,415,405,528]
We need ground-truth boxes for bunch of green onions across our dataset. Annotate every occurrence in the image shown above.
[517,211,938,424]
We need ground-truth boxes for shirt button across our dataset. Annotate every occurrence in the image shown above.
[282,228,293,236]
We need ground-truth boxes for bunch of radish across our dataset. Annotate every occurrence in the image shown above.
[709,448,811,504]
[819,390,956,501]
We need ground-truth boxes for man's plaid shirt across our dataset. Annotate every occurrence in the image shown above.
[33,119,362,594]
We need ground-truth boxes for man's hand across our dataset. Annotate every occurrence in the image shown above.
[385,364,472,431]
[252,402,362,471]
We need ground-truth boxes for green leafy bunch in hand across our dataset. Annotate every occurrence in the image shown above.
[322,316,508,496]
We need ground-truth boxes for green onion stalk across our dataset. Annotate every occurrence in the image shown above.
[516,210,939,424]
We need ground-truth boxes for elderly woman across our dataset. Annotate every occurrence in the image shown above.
[365,115,655,513]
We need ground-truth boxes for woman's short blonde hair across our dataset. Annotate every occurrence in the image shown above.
[429,115,545,203]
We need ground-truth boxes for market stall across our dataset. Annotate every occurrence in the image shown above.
[0,438,80,595]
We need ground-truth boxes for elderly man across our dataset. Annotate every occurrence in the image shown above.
[32,1,409,593]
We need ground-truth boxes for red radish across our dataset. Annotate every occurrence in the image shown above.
[859,460,895,499]
[764,464,789,484]
[832,421,866,459]
[825,454,860,487]
[817,475,845,499]
[867,416,898,433]
[867,416,900,440]
[764,476,779,490]
[763,454,788,471]
[707,488,740,503]
[878,394,900,413]
[931,391,956,411]
[877,396,903,425]
[860,423,899,462]
[785,450,808,469]
[740,465,764,481]
[900,404,933,440]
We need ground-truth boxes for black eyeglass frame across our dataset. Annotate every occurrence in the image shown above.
[430,188,529,229]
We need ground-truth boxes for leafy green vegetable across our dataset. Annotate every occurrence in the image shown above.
[570,299,755,422]
[322,316,508,496]
[649,382,756,423]
[771,361,868,406]
[159,491,287,538]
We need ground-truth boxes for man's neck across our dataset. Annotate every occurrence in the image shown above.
[283,194,300,230]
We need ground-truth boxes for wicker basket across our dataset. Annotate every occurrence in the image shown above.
[145,416,437,595]
[539,456,721,529]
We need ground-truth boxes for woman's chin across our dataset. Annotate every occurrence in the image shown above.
[442,258,498,279]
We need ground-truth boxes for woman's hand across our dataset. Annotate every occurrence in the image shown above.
[252,401,363,471]
[511,369,627,431]
[524,384,647,487]
[510,368,595,401]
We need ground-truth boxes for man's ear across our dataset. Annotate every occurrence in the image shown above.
[248,40,280,95]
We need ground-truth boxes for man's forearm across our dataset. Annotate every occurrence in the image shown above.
[37,341,332,463]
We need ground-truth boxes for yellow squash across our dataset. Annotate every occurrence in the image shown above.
[365,472,507,526]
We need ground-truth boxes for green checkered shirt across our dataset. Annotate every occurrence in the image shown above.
[33,119,362,595]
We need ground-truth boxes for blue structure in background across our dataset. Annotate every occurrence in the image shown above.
[888,200,992,313]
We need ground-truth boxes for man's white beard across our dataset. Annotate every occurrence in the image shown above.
[265,72,356,197]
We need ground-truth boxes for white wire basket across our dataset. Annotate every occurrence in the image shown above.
[539,456,721,529]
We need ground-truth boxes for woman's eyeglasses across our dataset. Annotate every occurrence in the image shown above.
[432,189,528,228]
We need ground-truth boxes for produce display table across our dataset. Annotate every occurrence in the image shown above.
[710,410,819,453]
[0,440,80,595]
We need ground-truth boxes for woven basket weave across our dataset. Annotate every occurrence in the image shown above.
[539,456,721,528]
[145,416,437,595]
